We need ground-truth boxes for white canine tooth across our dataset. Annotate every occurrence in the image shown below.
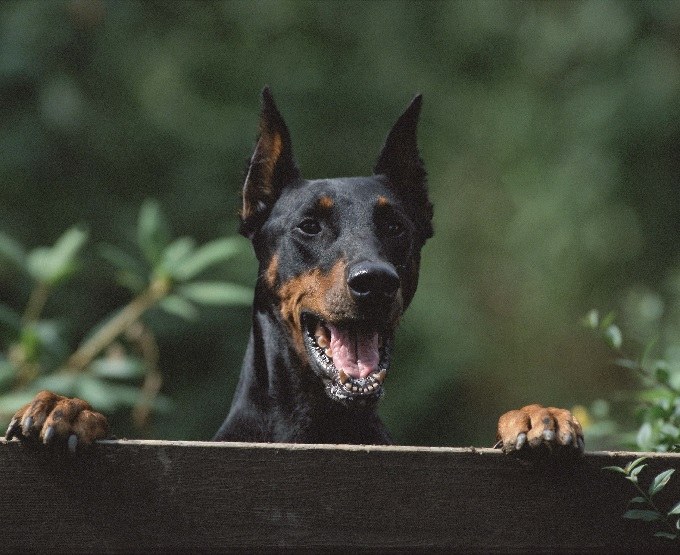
[338,370,349,384]
[375,370,386,384]
[317,336,329,349]
[325,348,333,358]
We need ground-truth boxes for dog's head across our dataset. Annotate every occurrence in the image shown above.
[240,88,433,404]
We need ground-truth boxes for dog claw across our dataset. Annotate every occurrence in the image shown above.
[515,432,527,450]
[542,429,555,442]
[21,416,34,437]
[577,436,585,453]
[67,434,78,454]
[43,425,55,445]
[5,417,20,440]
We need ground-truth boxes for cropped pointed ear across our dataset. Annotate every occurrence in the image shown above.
[240,87,301,239]
[374,95,433,243]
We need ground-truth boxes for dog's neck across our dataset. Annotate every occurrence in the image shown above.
[214,307,392,444]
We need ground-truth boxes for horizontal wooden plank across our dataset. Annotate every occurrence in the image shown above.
[1,438,679,552]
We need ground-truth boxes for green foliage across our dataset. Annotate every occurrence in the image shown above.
[604,457,680,541]
[584,310,680,453]
[590,308,680,541]
[0,200,250,432]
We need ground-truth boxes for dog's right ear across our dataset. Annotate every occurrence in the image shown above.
[240,87,301,239]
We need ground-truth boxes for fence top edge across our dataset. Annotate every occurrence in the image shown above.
[3,437,679,459]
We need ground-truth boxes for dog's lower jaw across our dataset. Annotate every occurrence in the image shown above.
[213,313,393,445]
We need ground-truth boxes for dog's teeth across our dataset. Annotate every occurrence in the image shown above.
[324,348,333,358]
[375,370,386,384]
[338,370,349,384]
[317,335,329,349]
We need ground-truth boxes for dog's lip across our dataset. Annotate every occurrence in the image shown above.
[301,313,392,401]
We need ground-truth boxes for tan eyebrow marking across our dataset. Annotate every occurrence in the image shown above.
[317,196,334,210]
[376,195,390,207]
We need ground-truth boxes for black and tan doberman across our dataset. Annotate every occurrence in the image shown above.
[5,89,584,454]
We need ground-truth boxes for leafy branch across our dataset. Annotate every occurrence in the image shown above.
[0,199,251,430]
[586,309,680,541]
[583,309,680,452]
[604,457,680,541]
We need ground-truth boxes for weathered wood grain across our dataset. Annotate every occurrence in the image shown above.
[1,439,679,552]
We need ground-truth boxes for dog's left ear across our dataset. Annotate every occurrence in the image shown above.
[240,87,301,239]
[374,95,433,243]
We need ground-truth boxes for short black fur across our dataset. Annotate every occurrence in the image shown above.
[214,89,433,444]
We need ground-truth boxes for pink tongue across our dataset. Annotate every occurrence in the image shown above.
[327,323,379,379]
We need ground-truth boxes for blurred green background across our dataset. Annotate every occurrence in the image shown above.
[1,0,680,447]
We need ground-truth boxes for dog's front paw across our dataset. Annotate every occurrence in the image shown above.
[5,390,109,453]
[496,404,584,456]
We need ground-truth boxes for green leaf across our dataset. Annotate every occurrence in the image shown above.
[137,199,171,267]
[178,282,252,306]
[603,465,627,474]
[599,311,617,330]
[629,496,647,504]
[98,243,147,276]
[667,501,680,516]
[581,309,599,330]
[159,295,199,321]
[623,509,662,522]
[159,237,196,276]
[649,469,675,496]
[655,365,671,387]
[630,464,648,478]
[660,423,679,439]
[27,226,88,285]
[625,456,648,474]
[90,356,146,380]
[0,231,26,270]
[19,326,41,363]
[172,237,245,281]
[603,324,623,350]
[654,532,677,540]
[637,423,654,450]
[74,376,141,412]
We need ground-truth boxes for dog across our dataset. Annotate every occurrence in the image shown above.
[5,89,584,454]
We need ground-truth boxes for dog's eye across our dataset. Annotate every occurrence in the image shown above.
[297,218,322,235]
[381,219,404,238]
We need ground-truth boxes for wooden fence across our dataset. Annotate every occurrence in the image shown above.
[2,438,679,552]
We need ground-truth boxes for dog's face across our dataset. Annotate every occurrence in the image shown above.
[240,88,433,405]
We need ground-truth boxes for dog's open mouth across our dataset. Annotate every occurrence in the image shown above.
[302,313,392,403]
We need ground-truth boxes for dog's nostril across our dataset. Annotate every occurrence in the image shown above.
[347,262,400,301]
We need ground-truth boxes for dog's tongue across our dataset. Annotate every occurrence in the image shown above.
[327,323,379,379]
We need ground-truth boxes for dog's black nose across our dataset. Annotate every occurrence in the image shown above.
[347,261,400,302]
